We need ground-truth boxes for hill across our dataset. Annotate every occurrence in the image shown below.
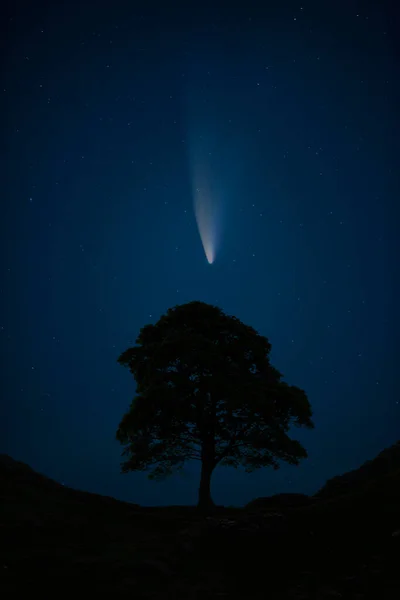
[1,445,399,598]
[315,440,400,499]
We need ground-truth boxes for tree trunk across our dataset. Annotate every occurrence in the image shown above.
[197,393,217,513]
[197,458,215,512]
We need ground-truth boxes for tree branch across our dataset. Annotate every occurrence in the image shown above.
[214,422,255,465]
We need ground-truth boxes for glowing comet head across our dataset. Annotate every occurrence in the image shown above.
[206,249,214,264]
[193,186,218,265]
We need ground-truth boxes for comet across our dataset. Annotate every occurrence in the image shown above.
[193,186,217,264]
[185,76,224,264]
[190,156,222,265]
[186,120,222,264]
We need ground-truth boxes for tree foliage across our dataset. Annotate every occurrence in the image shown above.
[116,301,314,507]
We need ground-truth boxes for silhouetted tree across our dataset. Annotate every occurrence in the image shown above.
[116,301,314,511]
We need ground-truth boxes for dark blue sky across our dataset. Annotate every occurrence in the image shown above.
[2,1,398,506]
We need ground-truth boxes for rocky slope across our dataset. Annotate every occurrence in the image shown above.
[1,444,399,598]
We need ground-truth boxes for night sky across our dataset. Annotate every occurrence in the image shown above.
[2,1,398,507]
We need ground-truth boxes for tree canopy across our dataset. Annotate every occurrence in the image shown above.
[116,301,314,510]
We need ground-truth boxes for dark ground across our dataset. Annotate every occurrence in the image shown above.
[1,443,399,598]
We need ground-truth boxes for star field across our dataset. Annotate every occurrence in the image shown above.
[1,1,398,506]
